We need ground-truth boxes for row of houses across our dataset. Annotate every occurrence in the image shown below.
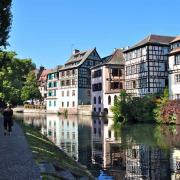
[37,34,180,116]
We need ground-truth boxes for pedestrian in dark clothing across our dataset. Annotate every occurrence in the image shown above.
[3,104,13,136]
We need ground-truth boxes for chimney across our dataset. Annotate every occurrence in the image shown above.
[73,49,80,55]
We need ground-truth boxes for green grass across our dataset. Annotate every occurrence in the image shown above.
[19,123,94,179]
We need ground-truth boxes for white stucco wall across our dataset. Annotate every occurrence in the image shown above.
[169,55,180,99]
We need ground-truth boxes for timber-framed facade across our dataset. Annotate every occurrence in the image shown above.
[124,35,175,97]
[168,36,180,100]
[91,49,125,116]
[57,48,101,114]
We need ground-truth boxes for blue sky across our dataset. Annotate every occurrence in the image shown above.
[8,0,180,68]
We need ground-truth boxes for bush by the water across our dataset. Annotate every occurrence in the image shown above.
[111,88,179,124]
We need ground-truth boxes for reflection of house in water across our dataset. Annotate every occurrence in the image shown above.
[91,118,174,180]
[20,113,46,128]
[46,114,78,160]
[78,115,92,166]
[125,144,171,180]
[91,118,126,179]
[171,148,180,180]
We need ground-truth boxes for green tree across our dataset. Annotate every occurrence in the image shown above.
[21,71,42,104]
[154,87,169,123]
[0,0,12,48]
[111,90,132,124]
[0,51,35,105]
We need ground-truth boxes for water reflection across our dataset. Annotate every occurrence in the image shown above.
[14,113,180,179]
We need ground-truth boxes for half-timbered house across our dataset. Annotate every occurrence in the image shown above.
[58,48,101,114]
[168,36,180,99]
[124,35,175,96]
[91,49,125,116]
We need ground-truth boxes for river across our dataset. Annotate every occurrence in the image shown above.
[14,113,180,180]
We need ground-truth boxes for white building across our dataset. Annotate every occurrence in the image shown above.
[58,48,101,114]
[124,34,175,97]
[38,68,53,105]
[91,49,125,117]
[46,69,61,113]
[168,36,180,100]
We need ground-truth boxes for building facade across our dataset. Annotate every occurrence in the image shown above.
[168,36,180,100]
[124,35,175,97]
[57,48,101,114]
[38,68,53,105]
[46,69,60,112]
[91,49,125,116]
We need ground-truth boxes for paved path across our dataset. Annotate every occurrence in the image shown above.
[0,117,40,180]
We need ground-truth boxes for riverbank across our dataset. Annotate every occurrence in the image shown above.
[18,121,94,179]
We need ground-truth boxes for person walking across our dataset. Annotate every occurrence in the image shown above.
[3,104,13,136]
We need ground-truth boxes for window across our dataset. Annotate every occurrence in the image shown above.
[62,91,64,97]
[72,90,75,96]
[176,94,180,99]
[66,80,70,86]
[120,82,123,89]
[175,74,180,83]
[93,69,102,78]
[98,96,101,104]
[132,80,136,88]
[94,97,96,104]
[61,71,65,77]
[92,83,102,91]
[67,101,69,107]
[49,101,51,107]
[66,70,70,76]
[48,82,52,88]
[61,81,65,86]
[72,79,75,85]
[54,82,57,87]
[112,68,119,76]
[131,65,136,74]
[54,101,56,106]
[110,82,119,89]
[67,90,69,96]
[87,90,90,96]
[126,66,131,75]
[108,96,111,105]
[98,107,101,113]
[72,69,75,75]
[72,101,75,107]
[175,54,180,65]
[114,95,117,103]
[94,108,96,112]
[62,102,64,107]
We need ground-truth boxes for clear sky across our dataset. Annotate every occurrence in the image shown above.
[8,0,180,68]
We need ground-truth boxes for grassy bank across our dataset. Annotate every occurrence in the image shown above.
[19,122,94,179]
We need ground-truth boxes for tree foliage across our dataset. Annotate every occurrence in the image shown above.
[21,71,42,103]
[0,51,35,105]
[0,0,12,48]
[111,90,157,123]
[153,87,169,123]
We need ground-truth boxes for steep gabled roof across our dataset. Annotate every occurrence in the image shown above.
[124,34,175,53]
[60,48,98,71]
[170,36,180,43]
[38,69,53,82]
[91,49,125,69]
[105,48,124,65]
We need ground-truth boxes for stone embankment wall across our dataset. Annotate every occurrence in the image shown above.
[78,105,92,116]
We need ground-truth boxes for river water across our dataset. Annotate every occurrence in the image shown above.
[14,113,180,180]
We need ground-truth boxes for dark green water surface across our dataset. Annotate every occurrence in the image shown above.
[14,113,180,180]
